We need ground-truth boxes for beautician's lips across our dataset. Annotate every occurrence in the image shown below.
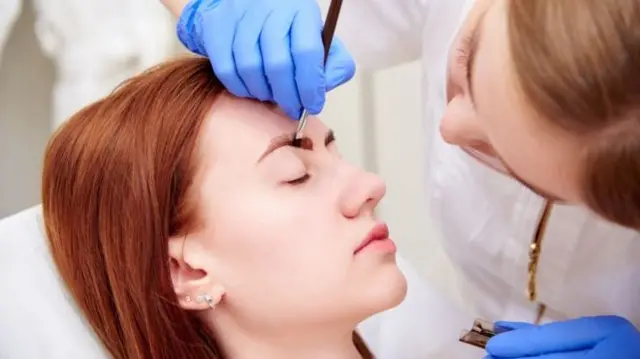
[354,223,397,254]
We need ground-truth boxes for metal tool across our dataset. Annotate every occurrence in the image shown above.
[459,319,513,349]
[293,0,344,144]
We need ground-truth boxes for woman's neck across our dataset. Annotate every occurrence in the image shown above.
[213,319,365,359]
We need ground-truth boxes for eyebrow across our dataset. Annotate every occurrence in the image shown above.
[466,11,487,103]
[257,129,335,163]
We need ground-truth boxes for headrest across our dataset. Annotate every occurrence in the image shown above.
[0,206,109,358]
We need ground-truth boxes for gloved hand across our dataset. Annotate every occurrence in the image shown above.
[176,0,356,119]
[486,316,640,359]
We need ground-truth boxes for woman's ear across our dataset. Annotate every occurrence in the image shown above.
[168,235,226,311]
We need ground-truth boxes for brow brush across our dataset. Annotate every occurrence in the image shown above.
[293,0,344,147]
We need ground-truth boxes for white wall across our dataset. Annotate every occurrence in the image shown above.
[0,4,461,303]
[0,2,54,218]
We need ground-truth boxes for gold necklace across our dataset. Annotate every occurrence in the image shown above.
[528,200,553,324]
[459,149,554,327]
[460,199,555,349]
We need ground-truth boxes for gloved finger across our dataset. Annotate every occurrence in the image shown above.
[233,5,273,101]
[486,316,629,358]
[585,322,640,359]
[176,0,211,56]
[324,38,356,92]
[200,2,251,98]
[290,4,325,115]
[261,8,302,119]
[495,321,536,331]
[485,351,588,359]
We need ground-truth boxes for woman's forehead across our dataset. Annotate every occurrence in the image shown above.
[196,95,328,165]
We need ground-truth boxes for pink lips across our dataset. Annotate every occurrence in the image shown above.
[354,223,397,254]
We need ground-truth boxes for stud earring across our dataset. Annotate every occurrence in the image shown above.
[197,294,215,309]
[184,295,191,302]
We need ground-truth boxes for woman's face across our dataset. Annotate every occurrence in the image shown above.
[176,94,407,330]
[442,0,584,202]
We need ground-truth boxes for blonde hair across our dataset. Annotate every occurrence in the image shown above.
[508,0,640,228]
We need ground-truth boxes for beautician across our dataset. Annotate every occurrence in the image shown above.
[161,0,640,357]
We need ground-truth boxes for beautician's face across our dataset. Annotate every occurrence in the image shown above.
[442,0,583,202]
[190,94,406,328]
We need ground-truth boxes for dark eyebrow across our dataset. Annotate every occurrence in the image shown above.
[257,129,335,163]
[466,11,486,103]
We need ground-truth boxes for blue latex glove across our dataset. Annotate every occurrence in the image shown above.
[486,316,640,359]
[176,0,356,119]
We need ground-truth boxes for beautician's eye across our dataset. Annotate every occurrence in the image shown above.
[456,48,469,76]
[287,174,310,185]
[455,34,473,76]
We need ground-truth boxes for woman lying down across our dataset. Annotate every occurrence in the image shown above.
[41,56,410,359]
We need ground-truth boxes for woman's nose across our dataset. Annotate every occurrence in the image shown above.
[440,96,488,147]
[339,170,387,219]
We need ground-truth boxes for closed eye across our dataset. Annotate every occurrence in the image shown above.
[287,174,311,185]
[456,34,474,85]
[278,129,336,187]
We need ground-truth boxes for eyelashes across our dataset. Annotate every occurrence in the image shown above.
[456,49,469,72]
[286,174,311,185]
[282,142,341,187]
[456,34,473,73]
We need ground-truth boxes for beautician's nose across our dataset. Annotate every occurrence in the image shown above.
[440,96,489,147]
[339,169,386,218]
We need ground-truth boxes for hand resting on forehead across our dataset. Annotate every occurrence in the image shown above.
[40,55,410,359]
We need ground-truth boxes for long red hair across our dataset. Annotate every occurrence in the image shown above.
[42,56,372,359]
[43,56,223,358]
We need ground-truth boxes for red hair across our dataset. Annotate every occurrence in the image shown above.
[42,56,372,359]
[43,56,224,358]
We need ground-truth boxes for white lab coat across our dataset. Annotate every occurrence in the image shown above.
[329,0,640,328]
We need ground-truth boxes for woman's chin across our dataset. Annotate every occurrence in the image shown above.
[352,266,408,320]
[377,267,409,310]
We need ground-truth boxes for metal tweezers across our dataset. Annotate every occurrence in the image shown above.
[459,319,513,349]
[294,0,344,142]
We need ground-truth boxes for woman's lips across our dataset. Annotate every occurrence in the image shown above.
[354,222,397,254]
